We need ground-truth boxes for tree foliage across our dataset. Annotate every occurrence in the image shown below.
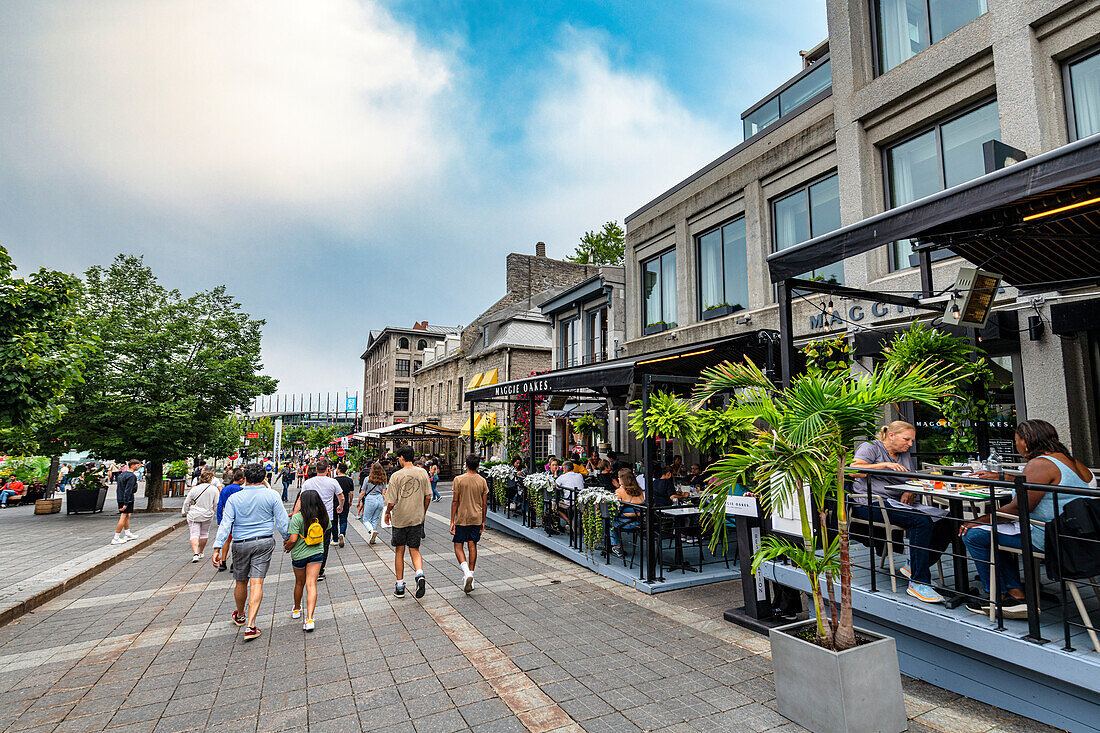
[565,221,625,265]
[61,255,276,510]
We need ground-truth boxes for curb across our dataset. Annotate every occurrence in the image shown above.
[0,517,186,627]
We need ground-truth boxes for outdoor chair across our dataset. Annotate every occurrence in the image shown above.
[846,495,945,594]
[987,512,1100,653]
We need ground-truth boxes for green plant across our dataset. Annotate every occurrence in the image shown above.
[523,472,554,527]
[628,391,693,445]
[485,464,514,506]
[693,357,954,651]
[704,301,733,311]
[570,414,601,440]
[882,322,993,459]
[166,460,188,479]
[802,336,853,377]
[690,406,752,456]
[576,487,617,556]
[476,422,504,455]
[71,466,104,491]
[0,456,51,484]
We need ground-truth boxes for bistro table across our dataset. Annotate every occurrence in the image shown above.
[658,506,703,573]
[885,480,1013,608]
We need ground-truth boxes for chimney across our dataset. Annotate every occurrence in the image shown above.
[535,241,546,257]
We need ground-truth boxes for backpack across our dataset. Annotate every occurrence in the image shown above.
[303,519,325,545]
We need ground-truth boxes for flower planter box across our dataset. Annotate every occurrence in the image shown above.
[770,620,907,733]
[67,487,108,514]
[34,497,62,514]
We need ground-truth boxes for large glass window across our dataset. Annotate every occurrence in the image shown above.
[772,173,843,284]
[1066,47,1100,141]
[586,308,608,364]
[886,99,1000,268]
[560,317,579,368]
[397,337,409,349]
[642,250,677,330]
[393,388,409,412]
[874,0,986,74]
[743,60,832,139]
[395,359,410,378]
[698,217,750,314]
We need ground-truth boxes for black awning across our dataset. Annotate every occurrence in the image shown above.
[767,134,1100,289]
[464,331,776,401]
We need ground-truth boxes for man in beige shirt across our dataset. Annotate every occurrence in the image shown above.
[450,454,489,593]
[384,446,432,599]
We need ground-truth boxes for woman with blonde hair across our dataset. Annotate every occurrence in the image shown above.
[182,470,218,562]
[356,462,388,545]
[851,419,953,604]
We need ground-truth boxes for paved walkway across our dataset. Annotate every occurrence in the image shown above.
[0,485,1054,732]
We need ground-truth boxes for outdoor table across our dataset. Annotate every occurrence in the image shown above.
[885,481,1013,608]
[658,506,703,574]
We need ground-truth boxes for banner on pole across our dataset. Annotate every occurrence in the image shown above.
[273,418,283,460]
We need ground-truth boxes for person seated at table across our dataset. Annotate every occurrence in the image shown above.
[555,461,585,528]
[585,450,601,475]
[611,469,645,558]
[960,419,1096,618]
[596,460,615,492]
[545,457,560,477]
[670,455,684,477]
[650,465,685,507]
[506,457,525,510]
[686,464,706,487]
[851,420,954,604]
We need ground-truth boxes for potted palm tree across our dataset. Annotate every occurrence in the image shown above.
[693,358,952,733]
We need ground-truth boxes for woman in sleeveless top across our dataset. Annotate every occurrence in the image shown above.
[961,419,1096,618]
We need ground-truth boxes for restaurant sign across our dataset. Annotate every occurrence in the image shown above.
[493,379,551,397]
[725,495,758,517]
[808,302,907,331]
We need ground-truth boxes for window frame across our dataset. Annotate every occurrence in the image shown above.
[870,0,987,76]
[1063,43,1100,142]
[395,358,411,378]
[769,170,843,282]
[641,248,677,335]
[695,215,749,321]
[417,338,428,350]
[584,306,608,364]
[393,387,410,413]
[559,315,579,369]
[881,97,999,270]
[397,337,410,349]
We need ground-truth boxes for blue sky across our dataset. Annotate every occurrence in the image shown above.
[0,0,827,395]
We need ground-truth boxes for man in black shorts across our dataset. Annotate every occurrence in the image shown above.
[450,454,488,593]
[111,460,141,545]
[384,446,432,599]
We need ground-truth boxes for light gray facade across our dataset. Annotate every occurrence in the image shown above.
[623,0,1100,461]
[359,323,460,430]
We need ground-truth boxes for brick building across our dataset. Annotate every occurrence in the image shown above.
[359,322,460,430]
[409,244,595,461]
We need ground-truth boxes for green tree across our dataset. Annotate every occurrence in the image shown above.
[62,255,276,510]
[566,221,625,265]
[205,414,244,462]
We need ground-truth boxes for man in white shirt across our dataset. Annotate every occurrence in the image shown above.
[295,459,344,582]
[555,461,586,530]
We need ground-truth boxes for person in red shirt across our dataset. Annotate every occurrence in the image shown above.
[0,477,26,507]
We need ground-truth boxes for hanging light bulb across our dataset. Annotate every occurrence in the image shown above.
[827,299,834,310]
[951,303,960,320]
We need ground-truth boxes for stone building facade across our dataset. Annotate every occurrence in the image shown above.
[359,322,460,430]
[623,0,1100,462]
[409,244,595,461]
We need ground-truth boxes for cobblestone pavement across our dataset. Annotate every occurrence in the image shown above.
[0,485,1054,732]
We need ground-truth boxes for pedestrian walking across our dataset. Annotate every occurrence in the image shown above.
[279,463,294,501]
[356,462,387,544]
[297,459,343,581]
[450,454,488,593]
[211,463,290,642]
[284,489,329,631]
[263,457,274,485]
[333,463,354,546]
[385,446,432,599]
[111,460,141,545]
[296,462,307,489]
[429,461,441,502]
[182,470,218,562]
[190,460,208,487]
[215,468,245,571]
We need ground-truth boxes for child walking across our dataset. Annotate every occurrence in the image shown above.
[284,489,329,631]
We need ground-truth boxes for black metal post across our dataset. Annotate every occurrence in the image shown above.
[527,393,536,528]
[469,399,476,458]
[867,484,877,593]
[1015,474,1047,644]
[918,249,934,298]
[643,376,657,583]
[988,482,1005,629]
[777,280,796,388]
[1052,491,1074,651]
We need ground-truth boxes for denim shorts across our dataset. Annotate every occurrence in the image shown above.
[291,552,324,569]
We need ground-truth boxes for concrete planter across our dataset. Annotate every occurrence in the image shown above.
[770,620,907,733]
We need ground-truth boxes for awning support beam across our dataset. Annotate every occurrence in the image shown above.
[787,277,941,312]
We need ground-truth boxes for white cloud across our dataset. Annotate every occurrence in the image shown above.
[4,0,456,223]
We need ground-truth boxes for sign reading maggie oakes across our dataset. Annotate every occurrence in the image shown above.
[492,379,551,397]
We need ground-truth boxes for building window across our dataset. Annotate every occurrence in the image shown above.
[417,338,428,350]
[885,99,1000,269]
[1066,46,1100,141]
[586,307,608,364]
[394,388,409,412]
[413,360,422,372]
[395,359,410,378]
[697,216,749,316]
[743,59,832,139]
[397,337,410,349]
[642,250,677,332]
[560,317,579,369]
[873,0,987,74]
[533,429,550,463]
[457,377,463,408]
[772,173,843,284]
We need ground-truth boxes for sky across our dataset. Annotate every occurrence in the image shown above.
[0,0,828,397]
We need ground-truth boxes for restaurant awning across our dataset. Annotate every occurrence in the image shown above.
[766,133,1100,291]
[352,422,461,440]
[464,331,780,401]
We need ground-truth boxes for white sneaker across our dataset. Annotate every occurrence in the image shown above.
[369,529,377,545]
[191,554,200,563]
[111,536,126,545]
[292,608,302,619]
[124,530,138,540]
[462,572,474,593]
[303,618,315,632]
[198,553,204,559]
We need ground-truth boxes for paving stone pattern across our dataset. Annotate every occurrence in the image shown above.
[0,484,1056,732]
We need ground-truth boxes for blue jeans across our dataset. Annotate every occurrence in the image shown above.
[281,479,291,501]
[610,514,639,548]
[962,526,1026,596]
[850,503,953,584]
[337,494,350,537]
[363,494,385,533]
[0,490,16,506]
[430,478,440,501]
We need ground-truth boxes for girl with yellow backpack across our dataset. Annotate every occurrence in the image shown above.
[283,490,329,631]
